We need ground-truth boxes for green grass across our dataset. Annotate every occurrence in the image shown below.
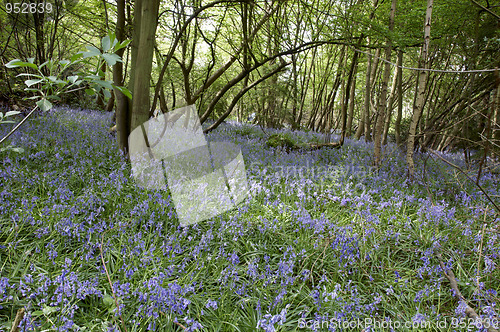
[0,108,499,331]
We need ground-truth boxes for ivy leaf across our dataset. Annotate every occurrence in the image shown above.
[36,98,53,112]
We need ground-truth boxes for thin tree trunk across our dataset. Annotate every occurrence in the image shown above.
[374,0,396,167]
[346,68,357,137]
[406,0,433,178]
[364,52,373,141]
[394,50,404,146]
[382,56,399,145]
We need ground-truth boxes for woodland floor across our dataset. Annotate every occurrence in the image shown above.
[0,107,499,331]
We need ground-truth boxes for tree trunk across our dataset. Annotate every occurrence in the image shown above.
[346,68,357,137]
[130,0,161,131]
[363,52,373,142]
[406,0,433,178]
[374,0,396,167]
[394,50,403,146]
[382,55,399,145]
[113,0,131,153]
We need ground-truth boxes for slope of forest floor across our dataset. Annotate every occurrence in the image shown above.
[0,107,499,331]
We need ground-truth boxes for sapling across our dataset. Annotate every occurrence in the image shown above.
[1,33,131,152]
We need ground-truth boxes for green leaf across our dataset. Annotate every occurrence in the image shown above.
[101,53,121,66]
[67,75,79,84]
[25,79,43,87]
[5,59,38,70]
[102,35,111,52]
[31,311,44,317]
[11,147,24,153]
[85,89,95,96]
[113,85,132,100]
[83,45,101,58]
[27,57,35,64]
[5,111,21,117]
[95,80,113,90]
[85,74,102,81]
[103,294,114,307]
[116,40,132,51]
[71,53,84,62]
[42,305,58,316]
[36,98,53,112]
[16,73,43,78]
[103,89,111,99]
[59,60,70,67]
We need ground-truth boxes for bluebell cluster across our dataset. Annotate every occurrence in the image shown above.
[0,107,498,331]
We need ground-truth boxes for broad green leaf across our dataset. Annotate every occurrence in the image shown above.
[16,73,43,78]
[67,75,79,84]
[101,53,121,66]
[25,79,43,87]
[103,89,111,99]
[113,85,132,99]
[11,147,24,153]
[5,111,21,117]
[102,35,111,52]
[36,98,53,112]
[95,80,113,90]
[31,311,44,317]
[85,74,101,80]
[42,305,58,315]
[48,76,57,82]
[47,95,61,101]
[103,294,114,307]
[71,53,84,62]
[85,89,95,96]
[59,60,70,67]
[5,59,38,70]
[83,45,101,58]
[116,40,132,51]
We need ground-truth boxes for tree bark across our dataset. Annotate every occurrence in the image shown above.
[130,0,161,131]
[113,0,131,153]
[374,0,396,167]
[406,0,433,178]
[394,50,403,146]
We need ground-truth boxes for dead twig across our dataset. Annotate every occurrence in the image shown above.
[435,251,499,332]
[10,308,25,332]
